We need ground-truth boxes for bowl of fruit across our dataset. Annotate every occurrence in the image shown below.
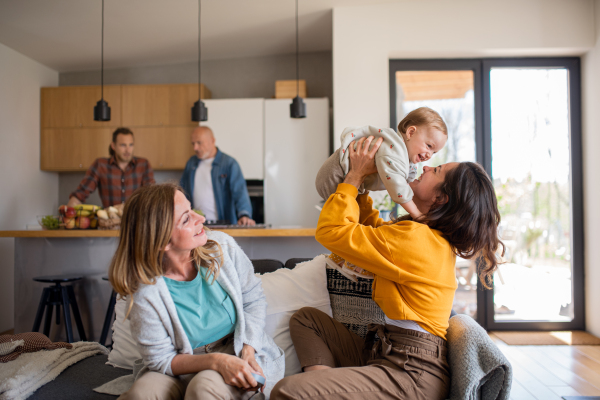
[58,205,100,229]
[37,215,61,230]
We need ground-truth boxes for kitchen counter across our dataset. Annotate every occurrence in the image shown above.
[0,228,317,238]
[8,227,326,340]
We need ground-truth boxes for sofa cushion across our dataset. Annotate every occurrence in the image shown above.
[259,255,332,376]
[326,267,385,338]
[107,298,141,369]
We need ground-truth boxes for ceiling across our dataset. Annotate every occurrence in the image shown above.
[0,0,398,73]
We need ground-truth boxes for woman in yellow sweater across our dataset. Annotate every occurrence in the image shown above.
[272,136,504,400]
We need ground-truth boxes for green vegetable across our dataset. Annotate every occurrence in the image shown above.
[193,209,204,216]
[42,215,59,230]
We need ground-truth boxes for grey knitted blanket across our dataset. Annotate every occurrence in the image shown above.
[446,315,512,400]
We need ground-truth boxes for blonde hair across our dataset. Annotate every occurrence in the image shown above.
[397,107,448,139]
[108,183,223,317]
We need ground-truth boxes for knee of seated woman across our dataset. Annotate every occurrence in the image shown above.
[188,369,226,386]
[186,370,233,398]
[291,306,326,322]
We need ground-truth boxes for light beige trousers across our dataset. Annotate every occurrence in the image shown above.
[118,334,257,400]
[118,369,256,400]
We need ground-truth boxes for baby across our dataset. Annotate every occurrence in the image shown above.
[316,107,448,280]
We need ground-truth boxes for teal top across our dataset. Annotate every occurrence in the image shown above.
[164,268,237,349]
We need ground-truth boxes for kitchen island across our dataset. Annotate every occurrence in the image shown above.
[1,228,326,341]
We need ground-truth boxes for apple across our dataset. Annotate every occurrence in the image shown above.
[63,217,76,229]
[76,216,90,229]
[59,205,67,216]
[65,207,76,218]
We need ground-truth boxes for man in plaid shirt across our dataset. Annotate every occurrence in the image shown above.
[68,127,155,208]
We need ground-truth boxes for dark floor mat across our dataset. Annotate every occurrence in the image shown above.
[29,354,131,399]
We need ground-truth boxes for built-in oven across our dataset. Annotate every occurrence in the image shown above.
[245,179,264,224]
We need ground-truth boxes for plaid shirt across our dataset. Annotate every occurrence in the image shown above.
[70,157,155,208]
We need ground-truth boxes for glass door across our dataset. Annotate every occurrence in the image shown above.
[389,60,483,322]
[483,59,584,330]
[390,58,583,330]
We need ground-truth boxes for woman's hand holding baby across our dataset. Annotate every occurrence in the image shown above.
[344,136,384,188]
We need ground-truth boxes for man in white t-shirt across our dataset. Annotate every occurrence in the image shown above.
[180,126,255,226]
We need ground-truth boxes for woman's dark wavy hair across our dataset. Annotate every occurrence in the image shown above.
[397,162,504,289]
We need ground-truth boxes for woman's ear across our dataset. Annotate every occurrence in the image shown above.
[164,242,171,252]
[405,126,417,141]
[434,193,449,206]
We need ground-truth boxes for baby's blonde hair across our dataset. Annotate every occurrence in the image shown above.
[397,107,448,139]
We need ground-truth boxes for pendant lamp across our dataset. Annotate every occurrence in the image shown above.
[94,0,111,121]
[192,0,207,122]
[290,0,306,119]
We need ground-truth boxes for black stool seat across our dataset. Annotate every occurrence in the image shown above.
[32,274,86,343]
[33,275,84,284]
[100,276,117,348]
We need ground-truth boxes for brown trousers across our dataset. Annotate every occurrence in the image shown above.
[271,307,450,400]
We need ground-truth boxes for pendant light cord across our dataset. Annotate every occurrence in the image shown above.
[101,0,104,101]
[198,0,202,101]
[295,0,299,97]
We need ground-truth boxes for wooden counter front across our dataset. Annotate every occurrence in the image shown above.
[0,228,316,238]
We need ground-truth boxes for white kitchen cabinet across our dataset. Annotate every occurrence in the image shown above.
[203,99,264,179]
[264,98,330,227]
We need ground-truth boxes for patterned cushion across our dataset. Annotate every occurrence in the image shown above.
[326,267,385,338]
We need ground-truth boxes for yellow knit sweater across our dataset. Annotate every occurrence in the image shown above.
[316,183,457,339]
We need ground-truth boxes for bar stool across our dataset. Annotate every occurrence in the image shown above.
[32,275,87,343]
[99,276,117,348]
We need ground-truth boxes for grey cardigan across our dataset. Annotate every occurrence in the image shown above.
[128,230,285,395]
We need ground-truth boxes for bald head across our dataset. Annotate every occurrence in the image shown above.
[191,126,217,159]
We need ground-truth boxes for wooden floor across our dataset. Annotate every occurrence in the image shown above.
[489,332,600,399]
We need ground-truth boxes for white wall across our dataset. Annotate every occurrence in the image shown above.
[332,0,595,144]
[583,0,600,337]
[0,42,58,332]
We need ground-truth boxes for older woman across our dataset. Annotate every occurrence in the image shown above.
[109,183,284,400]
[272,136,504,400]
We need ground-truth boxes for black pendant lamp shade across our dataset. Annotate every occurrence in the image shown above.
[290,96,306,118]
[290,0,306,119]
[94,99,111,121]
[94,0,111,121]
[192,99,207,122]
[192,0,208,122]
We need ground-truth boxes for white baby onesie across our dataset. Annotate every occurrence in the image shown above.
[339,126,417,204]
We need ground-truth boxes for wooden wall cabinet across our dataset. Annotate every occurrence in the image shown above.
[40,83,211,171]
[41,128,113,171]
[132,127,195,169]
[121,84,211,127]
[41,86,122,128]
